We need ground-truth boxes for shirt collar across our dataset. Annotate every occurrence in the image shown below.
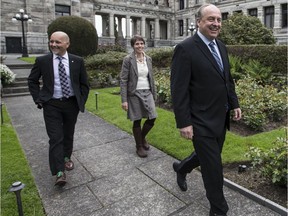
[197,31,216,46]
[53,52,68,60]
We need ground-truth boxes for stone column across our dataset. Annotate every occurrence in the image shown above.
[126,15,131,39]
[258,6,264,24]
[274,4,281,30]
[109,13,115,38]
[167,19,171,40]
[141,17,146,38]
[117,17,123,37]
[154,18,160,39]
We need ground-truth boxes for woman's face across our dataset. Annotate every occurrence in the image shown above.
[133,40,145,54]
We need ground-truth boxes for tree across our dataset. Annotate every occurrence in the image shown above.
[48,16,98,57]
[219,13,276,45]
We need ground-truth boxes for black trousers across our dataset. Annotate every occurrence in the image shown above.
[178,129,228,215]
[43,97,79,175]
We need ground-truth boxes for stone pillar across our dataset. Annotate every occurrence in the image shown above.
[258,6,264,24]
[274,4,281,29]
[109,13,115,38]
[154,18,160,39]
[117,17,123,37]
[126,15,131,39]
[141,17,146,38]
[167,19,171,40]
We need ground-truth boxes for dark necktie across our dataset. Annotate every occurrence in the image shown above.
[209,42,224,72]
[57,56,71,98]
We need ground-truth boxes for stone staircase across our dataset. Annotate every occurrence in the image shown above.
[2,63,33,98]
[2,77,30,97]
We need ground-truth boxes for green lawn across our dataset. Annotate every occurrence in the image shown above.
[86,87,287,163]
[1,105,45,216]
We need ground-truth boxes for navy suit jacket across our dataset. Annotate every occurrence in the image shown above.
[170,34,239,137]
[28,53,89,112]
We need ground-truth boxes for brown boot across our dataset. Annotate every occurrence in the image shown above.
[141,123,154,150]
[133,127,147,158]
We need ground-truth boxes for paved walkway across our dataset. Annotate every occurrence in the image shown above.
[2,54,286,216]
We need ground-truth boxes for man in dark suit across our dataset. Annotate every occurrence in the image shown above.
[170,4,241,216]
[28,31,89,186]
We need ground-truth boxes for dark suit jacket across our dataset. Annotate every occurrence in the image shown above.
[171,34,239,137]
[28,53,90,112]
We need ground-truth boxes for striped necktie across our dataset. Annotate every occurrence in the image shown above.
[209,42,224,72]
[57,56,71,98]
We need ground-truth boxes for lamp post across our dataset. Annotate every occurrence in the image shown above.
[12,9,32,57]
[188,22,196,36]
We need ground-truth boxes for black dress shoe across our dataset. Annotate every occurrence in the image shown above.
[173,162,187,191]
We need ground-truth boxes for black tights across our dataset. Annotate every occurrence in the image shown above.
[133,118,156,128]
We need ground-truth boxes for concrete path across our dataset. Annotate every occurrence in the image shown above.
[2,54,286,216]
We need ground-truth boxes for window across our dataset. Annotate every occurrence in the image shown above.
[222,12,228,20]
[264,6,274,29]
[55,4,70,17]
[248,8,258,17]
[180,0,184,10]
[179,20,184,36]
[282,4,287,28]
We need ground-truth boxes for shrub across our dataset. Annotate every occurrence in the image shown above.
[146,47,174,68]
[227,45,287,75]
[219,13,276,45]
[0,64,16,85]
[154,68,171,106]
[235,77,287,130]
[48,16,98,57]
[245,136,288,187]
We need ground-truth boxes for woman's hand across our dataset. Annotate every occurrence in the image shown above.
[122,102,128,111]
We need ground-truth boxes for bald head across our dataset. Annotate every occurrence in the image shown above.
[49,31,70,56]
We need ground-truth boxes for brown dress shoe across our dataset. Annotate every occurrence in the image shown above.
[55,172,67,187]
[64,159,74,171]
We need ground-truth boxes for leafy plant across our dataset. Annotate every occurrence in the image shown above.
[235,77,287,130]
[245,136,288,186]
[0,64,16,85]
[219,13,276,45]
[242,59,272,84]
[154,68,171,106]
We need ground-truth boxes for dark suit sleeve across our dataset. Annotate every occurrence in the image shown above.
[28,58,42,104]
[170,44,193,128]
[79,58,90,108]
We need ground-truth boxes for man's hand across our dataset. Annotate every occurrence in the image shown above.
[233,108,242,121]
[122,102,128,111]
[179,125,193,140]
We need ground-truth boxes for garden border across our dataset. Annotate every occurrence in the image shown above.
[224,178,288,215]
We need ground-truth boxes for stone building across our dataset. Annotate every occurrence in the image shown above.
[1,0,287,55]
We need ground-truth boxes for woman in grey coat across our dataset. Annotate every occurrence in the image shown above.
[120,35,157,158]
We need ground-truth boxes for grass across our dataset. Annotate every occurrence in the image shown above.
[19,57,36,64]
[86,87,287,163]
[1,105,45,216]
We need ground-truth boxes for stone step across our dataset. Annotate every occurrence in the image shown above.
[2,86,29,94]
[2,92,31,98]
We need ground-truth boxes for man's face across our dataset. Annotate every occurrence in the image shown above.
[197,5,222,41]
[49,32,70,56]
